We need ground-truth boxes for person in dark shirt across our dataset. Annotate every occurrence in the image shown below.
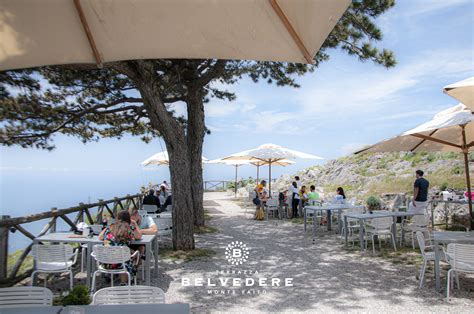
[142,189,160,212]
[409,170,430,214]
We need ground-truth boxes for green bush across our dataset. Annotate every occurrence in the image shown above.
[60,285,91,306]
[440,182,449,191]
[366,196,381,212]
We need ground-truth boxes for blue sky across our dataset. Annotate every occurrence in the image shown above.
[1,0,473,217]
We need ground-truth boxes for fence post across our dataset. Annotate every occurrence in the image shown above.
[50,208,57,232]
[0,215,10,281]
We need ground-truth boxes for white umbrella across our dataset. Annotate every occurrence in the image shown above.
[0,0,350,70]
[221,143,323,193]
[444,77,474,111]
[141,151,208,166]
[209,158,295,195]
[355,104,474,226]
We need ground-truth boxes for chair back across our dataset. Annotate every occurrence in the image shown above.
[266,198,277,207]
[0,287,53,308]
[447,243,474,272]
[370,216,392,229]
[415,231,428,256]
[138,210,148,216]
[92,285,165,305]
[93,245,131,264]
[412,214,428,227]
[154,217,173,236]
[142,204,158,213]
[90,224,103,235]
[32,244,73,270]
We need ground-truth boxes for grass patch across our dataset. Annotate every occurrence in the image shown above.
[159,248,216,262]
[7,250,34,276]
[194,225,219,234]
[378,246,423,267]
[204,209,213,220]
[290,218,305,225]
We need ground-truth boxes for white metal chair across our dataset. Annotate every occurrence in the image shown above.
[30,244,78,290]
[415,231,445,288]
[91,245,139,292]
[265,198,279,220]
[365,217,396,254]
[92,285,165,305]
[401,214,428,249]
[154,217,173,238]
[142,204,158,213]
[446,243,474,300]
[341,207,365,245]
[0,287,53,308]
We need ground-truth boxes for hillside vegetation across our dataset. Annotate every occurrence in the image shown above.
[275,152,472,200]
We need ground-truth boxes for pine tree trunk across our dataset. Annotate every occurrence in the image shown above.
[187,90,205,227]
[125,65,195,250]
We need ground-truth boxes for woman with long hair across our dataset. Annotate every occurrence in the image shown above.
[99,210,142,285]
[334,187,346,204]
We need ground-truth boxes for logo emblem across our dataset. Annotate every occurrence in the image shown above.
[225,241,249,265]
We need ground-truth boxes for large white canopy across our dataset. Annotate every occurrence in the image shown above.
[356,104,473,153]
[222,143,323,162]
[0,0,350,71]
[444,77,474,111]
[208,158,295,166]
[141,151,208,167]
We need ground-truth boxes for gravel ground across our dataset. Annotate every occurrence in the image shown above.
[155,192,474,313]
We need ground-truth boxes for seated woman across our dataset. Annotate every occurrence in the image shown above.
[333,187,346,204]
[299,185,309,207]
[98,210,142,285]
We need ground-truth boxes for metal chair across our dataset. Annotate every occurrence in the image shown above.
[365,216,397,254]
[401,214,428,249]
[142,204,158,214]
[154,217,173,238]
[265,198,279,220]
[92,285,165,305]
[0,287,53,308]
[446,243,474,300]
[91,245,139,292]
[415,231,445,288]
[30,244,78,290]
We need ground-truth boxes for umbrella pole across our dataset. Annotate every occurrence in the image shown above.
[269,162,272,195]
[461,125,473,229]
[256,165,260,184]
[463,151,473,229]
[235,165,238,197]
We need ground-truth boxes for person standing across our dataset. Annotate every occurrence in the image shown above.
[409,170,430,214]
[290,181,300,219]
[254,180,267,220]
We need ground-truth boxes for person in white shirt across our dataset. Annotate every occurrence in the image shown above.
[290,181,300,219]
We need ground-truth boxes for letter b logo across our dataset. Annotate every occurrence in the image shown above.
[232,248,242,258]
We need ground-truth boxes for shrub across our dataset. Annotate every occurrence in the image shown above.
[60,285,91,306]
[440,182,448,191]
[366,196,381,212]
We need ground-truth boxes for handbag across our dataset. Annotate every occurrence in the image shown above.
[252,190,261,205]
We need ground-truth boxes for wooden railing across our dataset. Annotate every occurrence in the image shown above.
[0,193,143,287]
[203,180,233,192]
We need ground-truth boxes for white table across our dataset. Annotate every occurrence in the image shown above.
[1,304,190,314]
[343,211,421,251]
[304,204,364,235]
[432,231,474,292]
[33,232,158,287]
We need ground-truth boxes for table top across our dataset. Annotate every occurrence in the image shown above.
[0,304,189,314]
[305,204,364,211]
[34,232,156,244]
[344,211,421,219]
[433,231,474,243]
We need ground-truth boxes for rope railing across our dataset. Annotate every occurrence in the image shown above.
[0,193,143,287]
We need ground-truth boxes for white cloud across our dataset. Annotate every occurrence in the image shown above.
[404,0,471,17]
[369,109,439,122]
[340,142,369,156]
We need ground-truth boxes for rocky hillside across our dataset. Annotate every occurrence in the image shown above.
[274,151,472,202]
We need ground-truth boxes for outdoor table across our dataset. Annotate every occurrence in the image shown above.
[343,211,421,251]
[432,231,474,292]
[0,304,190,314]
[0,306,63,314]
[304,204,364,235]
[33,232,158,287]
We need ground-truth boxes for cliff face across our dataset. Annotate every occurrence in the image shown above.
[274,151,471,202]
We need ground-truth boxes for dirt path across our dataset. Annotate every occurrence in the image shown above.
[155,193,474,313]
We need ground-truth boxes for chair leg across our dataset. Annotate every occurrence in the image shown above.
[455,271,460,290]
[81,249,84,273]
[69,270,73,290]
[378,236,382,250]
[372,235,376,255]
[412,232,415,250]
[111,273,114,287]
[127,272,131,286]
[419,259,427,288]
[447,269,452,300]
[30,271,37,286]
[392,234,397,251]
[91,271,98,292]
